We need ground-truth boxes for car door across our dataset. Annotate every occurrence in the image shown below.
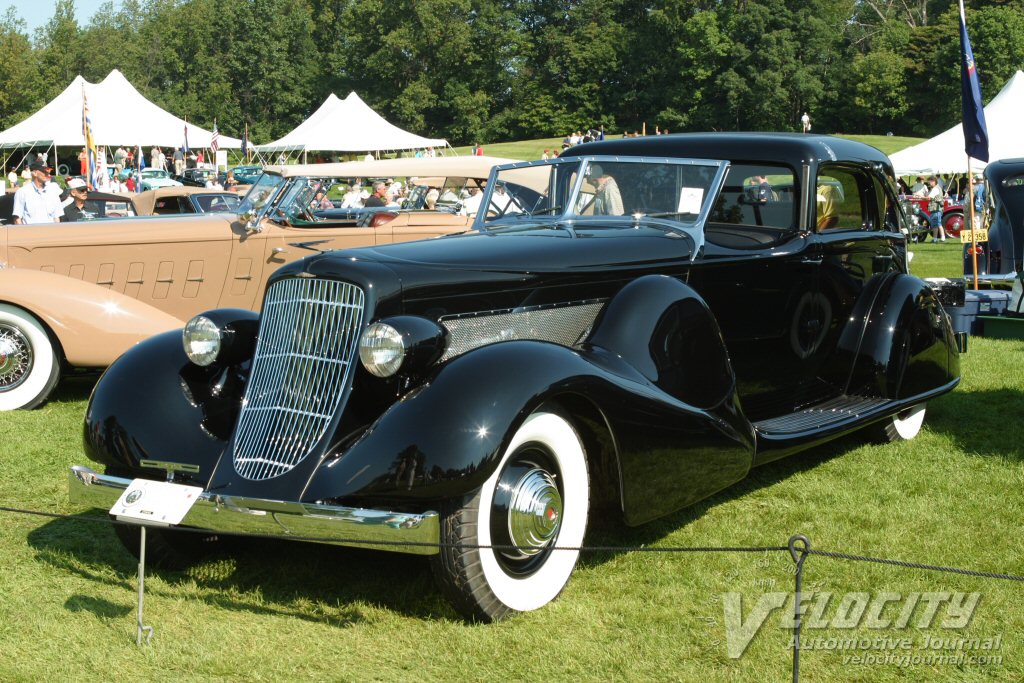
[688,163,825,420]
[811,164,903,388]
[5,215,234,321]
[216,215,381,311]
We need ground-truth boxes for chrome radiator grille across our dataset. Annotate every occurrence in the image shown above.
[440,301,604,362]
[233,278,365,481]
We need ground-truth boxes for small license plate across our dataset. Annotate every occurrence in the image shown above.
[960,228,988,243]
[111,479,203,527]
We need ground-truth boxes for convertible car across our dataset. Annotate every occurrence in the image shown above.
[138,168,183,191]
[69,134,960,621]
[0,155,511,409]
[132,187,242,215]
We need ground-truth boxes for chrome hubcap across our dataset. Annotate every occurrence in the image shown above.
[506,467,562,559]
[0,323,33,392]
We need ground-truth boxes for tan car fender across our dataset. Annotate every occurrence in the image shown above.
[0,269,184,367]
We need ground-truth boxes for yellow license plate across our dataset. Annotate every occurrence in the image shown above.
[960,228,989,243]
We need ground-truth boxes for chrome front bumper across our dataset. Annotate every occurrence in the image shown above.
[68,466,440,556]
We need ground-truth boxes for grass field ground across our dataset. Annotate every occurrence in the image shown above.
[1,243,1020,681]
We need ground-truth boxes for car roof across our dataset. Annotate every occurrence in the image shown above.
[265,155,519,180]
[133,187,239,215]
[562,132,892,172]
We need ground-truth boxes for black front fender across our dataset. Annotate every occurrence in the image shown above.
[83,328,248,484]
[308,311,753,525]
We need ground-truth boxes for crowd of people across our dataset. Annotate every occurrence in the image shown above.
[3,141,250,223]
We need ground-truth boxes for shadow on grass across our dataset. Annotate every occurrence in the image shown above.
[29,433,865,625]
[580,432,863,566]
[926,387,1024,461]
[50,374,100,405]
[30,382,1016,623]
[27,517,448,624]
[64,593,133,619]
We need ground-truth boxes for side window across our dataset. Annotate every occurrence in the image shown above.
[815,167,873,231]
[709,164,796,230]
[873,175,902,233]
[153,198,177,215]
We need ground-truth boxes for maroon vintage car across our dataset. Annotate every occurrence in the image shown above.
[900,193,965,238]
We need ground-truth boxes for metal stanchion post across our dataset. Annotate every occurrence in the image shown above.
[136,526,154,646]
[788,534,810,683]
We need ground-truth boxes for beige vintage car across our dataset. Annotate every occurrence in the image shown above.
[0,155,513,409]
[131,186,244,215]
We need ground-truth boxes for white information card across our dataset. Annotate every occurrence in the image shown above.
[111,479,203,527]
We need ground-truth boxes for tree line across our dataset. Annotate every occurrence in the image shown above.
[1,0,1022,147]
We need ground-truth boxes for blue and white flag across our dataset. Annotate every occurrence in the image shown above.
[959,0,989,162]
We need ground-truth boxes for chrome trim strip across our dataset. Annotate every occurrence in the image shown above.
[69,466,439,556]
[439,299,605,362]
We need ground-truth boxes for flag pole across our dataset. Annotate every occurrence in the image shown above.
[958,0,989,293]
[967,156,979,290]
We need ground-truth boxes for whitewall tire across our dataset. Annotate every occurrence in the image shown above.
[876,404,926,442]
[432,411,590,621]
[0,304,60,410]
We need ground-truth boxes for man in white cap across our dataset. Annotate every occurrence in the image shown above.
[61,178,91,222]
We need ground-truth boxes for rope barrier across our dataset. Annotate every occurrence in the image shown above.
[2,504,1022,681]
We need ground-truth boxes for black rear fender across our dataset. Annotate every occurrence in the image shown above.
[837,273,960,398]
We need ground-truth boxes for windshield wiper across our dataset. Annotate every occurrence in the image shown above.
[529,205,563,216]
[638,211,698,220]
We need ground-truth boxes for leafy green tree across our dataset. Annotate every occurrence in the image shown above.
[36,0,83,101]
[848,50,910,132]
[0,10,41,130]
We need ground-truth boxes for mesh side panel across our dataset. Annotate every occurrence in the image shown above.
[232,278,365,481]
[440,301,604,362]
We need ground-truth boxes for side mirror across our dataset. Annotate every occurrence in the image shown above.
[239,209,263,233]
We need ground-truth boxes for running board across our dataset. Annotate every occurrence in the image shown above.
[753,395,892,436]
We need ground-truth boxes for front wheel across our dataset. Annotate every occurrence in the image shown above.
[0,304,61,410]
[431,411,590,621]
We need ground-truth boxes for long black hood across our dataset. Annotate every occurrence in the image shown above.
[363,225,693,270]
[272,223,696,316]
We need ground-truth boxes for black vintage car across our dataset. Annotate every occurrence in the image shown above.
[69,133,960,621]
[174,167,219,187]
[962,159,1024,287]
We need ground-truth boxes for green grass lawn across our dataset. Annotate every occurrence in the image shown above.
[909,240,966,280]
[1,332,1021,680]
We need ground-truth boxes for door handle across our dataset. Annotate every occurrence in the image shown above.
[272,247,287,254]
[800,257,822,265]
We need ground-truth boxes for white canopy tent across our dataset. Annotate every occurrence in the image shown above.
[256,91,447,157]
[890,70,1024,176]
[0,69,240,152]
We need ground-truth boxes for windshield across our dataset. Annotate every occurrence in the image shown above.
[474,156,730,229]
[237,173,287,220]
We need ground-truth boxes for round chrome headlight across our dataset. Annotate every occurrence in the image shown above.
[359,322,406,377]
[182,315,221,367]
